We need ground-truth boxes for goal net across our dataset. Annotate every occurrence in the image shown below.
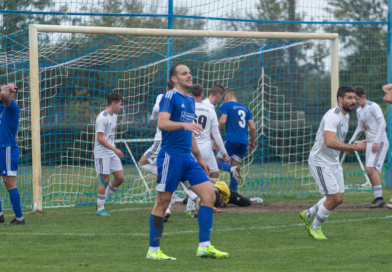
[2,26,348,209]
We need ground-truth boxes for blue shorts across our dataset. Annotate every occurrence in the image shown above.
[217,141,247,163]
[0,146,19,177]
[156,152,209,192]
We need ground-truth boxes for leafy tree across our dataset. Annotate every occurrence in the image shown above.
[324,0,388,101]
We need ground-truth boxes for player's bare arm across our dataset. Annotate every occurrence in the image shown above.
[0,86,12,107]
[218,114,227,130]
[382,83,392,104]
[158,112,203,134]
[324,131,369,152]
[248,119,256,150]
[191,134,211,176]
[96,132,124,158]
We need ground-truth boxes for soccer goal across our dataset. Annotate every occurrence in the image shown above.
[26,24,340,211]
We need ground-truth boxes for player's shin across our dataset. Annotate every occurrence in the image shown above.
[149,214,165,252]
[8,188,23,219]
[307,196,326,219]
[311,204,331,230]
[198,206,213,248]
[105,184,118,200]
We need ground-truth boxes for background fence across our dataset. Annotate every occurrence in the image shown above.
[1,0,391,209]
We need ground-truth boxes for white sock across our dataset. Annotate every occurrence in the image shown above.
[0,212,3,216]
[105,184,117,200]
[311,203,331,230]
[199,241,211,248]
[97,194,106,211]
[187,189,199,202]
[186,197,195,212]
[149,246,159,253]
[373,185,382,199]
[306,196,326,219]
[209,178,217,187]
[139,163,158,175]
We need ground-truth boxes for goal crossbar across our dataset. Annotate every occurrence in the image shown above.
[28,24,339,211]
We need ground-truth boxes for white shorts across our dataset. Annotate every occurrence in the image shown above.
[366,140,389,173]
[143,140,161,165]
[198,141,219,173]
[94,156,123,175]
[309,164,344,195]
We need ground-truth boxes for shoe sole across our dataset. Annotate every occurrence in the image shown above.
[235,166,242,185]
[386,204,392,209]
[164,213,171,222]
[367,202,385,208]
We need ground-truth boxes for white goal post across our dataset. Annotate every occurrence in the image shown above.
[28,24,339,211]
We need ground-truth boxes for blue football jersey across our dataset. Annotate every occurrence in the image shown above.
[220,101,253,145]
[159,89,195,157]
[0,100,21,148]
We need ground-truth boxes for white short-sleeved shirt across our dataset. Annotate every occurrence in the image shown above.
[194,102,219,144]
[151,94,163,141]
[94,110,118,158]
[308,107,349,167]
[202,98,215,110]
[356,101,388,142]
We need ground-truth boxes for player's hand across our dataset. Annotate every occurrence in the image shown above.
[212,140,219,150]
[114,148,125,159]
[183,123,203,134]
[222,152,229,163]
[353,140,370,151]
[149,115,154,121]
[199,159,211,176]
[248,142,255,150]
[372,142,379,153]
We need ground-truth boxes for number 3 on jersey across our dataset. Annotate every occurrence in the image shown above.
[194,114,207,129]
[238,110,246,128]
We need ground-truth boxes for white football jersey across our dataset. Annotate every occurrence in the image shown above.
[308,107,349,167]
[356,101,387,142]
[151,94,163,141]
[94,110,118,158]
[202,98,215,110]
[194,102,219,144]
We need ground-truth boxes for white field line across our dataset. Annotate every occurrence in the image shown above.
[0,215,391,237]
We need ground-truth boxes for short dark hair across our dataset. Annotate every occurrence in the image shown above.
[190,84,204,98]
[107,93,123,106]
[209,84,225,97]
[353,86,365,97]
[225,88,237,99]
[214,189,221,208]
[167,63,185,90]
[337,85,355,101]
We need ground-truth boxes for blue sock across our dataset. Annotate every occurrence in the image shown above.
[198,206,213,243]
[8,188,23,218]
[217,161,232,172]
[149,214,164,247]
[229,175,238,192]
[0,200,2,213]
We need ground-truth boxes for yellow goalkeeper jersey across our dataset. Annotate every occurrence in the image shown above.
[215,181,231,204]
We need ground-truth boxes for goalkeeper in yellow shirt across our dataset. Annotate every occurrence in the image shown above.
[213,180,263,208]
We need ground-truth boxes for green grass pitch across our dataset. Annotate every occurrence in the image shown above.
[0,191,392,272]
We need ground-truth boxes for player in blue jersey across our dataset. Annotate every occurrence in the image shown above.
[146,64,229,261]
[216,88,256,192]
[0,83,25,225]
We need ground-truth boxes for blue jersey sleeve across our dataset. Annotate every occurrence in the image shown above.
[7,100,21,114]
[159,92,175,114]
[247,107,253,121]
[219,103,228,116]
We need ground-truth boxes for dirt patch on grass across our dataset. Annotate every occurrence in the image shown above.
[171,202,391,214]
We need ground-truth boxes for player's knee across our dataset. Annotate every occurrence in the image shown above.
[201,190,215,206]
[366,167,376,176]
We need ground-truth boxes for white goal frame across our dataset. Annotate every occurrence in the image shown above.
[28,24,339,211]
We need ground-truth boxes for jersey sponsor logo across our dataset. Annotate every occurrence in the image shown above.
[181,103,185,108]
